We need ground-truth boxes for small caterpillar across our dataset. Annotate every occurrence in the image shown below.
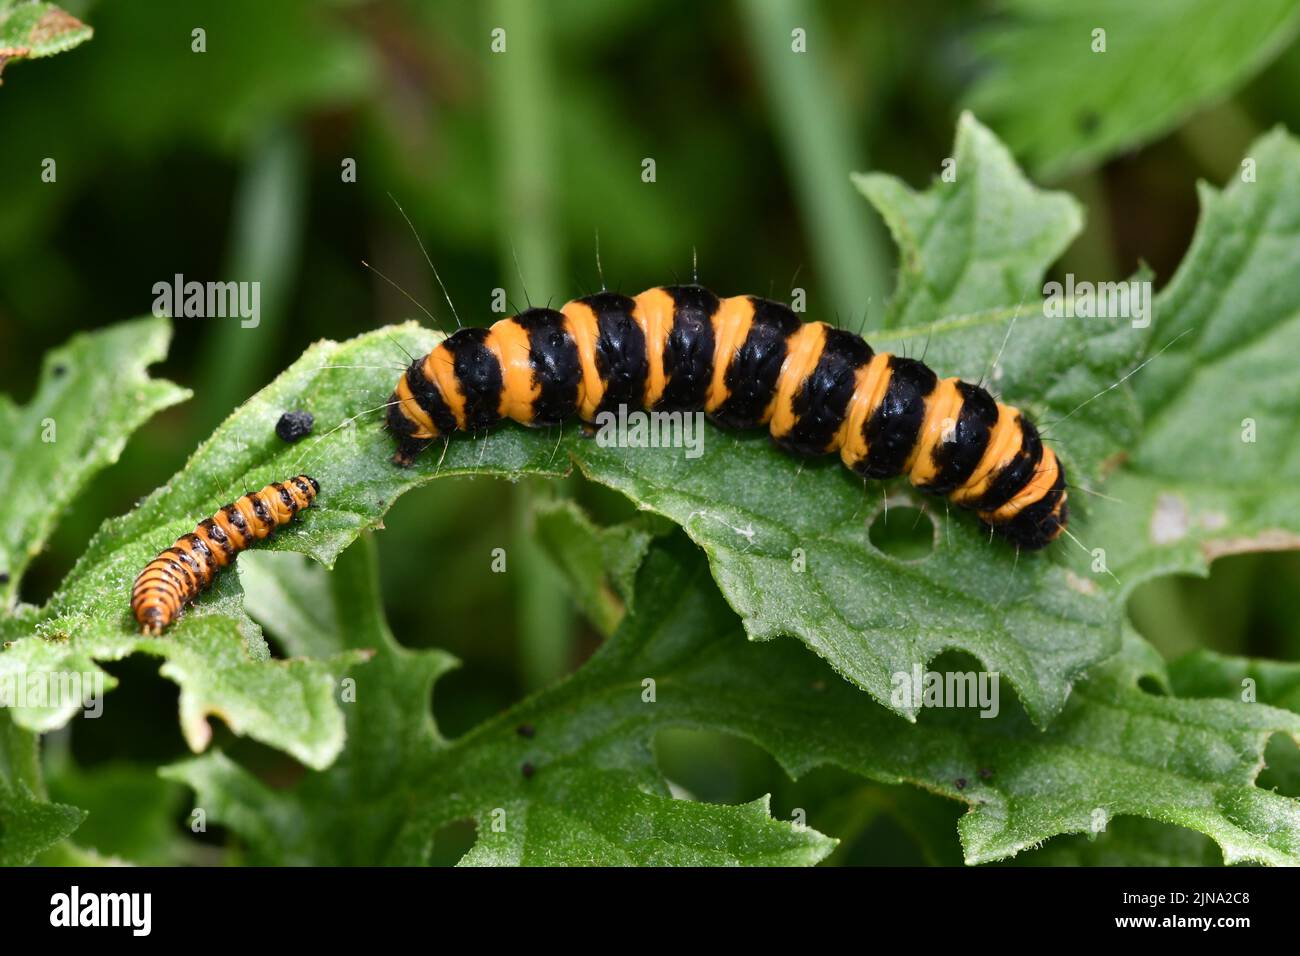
[130,475,319,635]
[385,287,1066,550]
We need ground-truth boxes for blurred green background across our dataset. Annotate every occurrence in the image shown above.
[3,0,1300,865]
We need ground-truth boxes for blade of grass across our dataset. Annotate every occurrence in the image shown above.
[486,0,577,688]
[738,0,891,326]
[197,123,306,427]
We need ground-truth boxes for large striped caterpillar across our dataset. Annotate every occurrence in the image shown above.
[131,476,319,635]
[385,287,1067,550]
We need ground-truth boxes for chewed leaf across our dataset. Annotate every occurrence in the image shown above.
[26,301,1120,727]
[0,2,92,80]
[0,317,186,858]
[166,536,1300,866]
[0,319,357,768]
[0,776,85,866]
[0,316,188,610]
[0,710,86,865]
[165,537,835,866]
[12,117,1300,779]
[853,113,1083,330]
[0,117,1152,732]
[1087,128,1300,586]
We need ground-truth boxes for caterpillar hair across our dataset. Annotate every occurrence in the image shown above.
[130,475,320,635]
[384,287,1066,550]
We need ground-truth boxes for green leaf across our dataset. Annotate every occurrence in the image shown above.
[530,498,660,636]
[951,629,1300,865]
[1090,127,1300,587]
[165,536,834,866]
[235,550,340,661]
[1168,649,1300,713]
[0,318,187,863]
[17,119,1300,773]
[43,755,190,866]
[1011,817,1223,867]
[0,1,92,81]
[0,775,84,866]
[0,605,363,770]
[1165,650,1300,800]
[2,116,1136,736]
[0,317,359,769]
[1017,648,1300,865]
[851,112,1083,330]
[0,316,188,609]
[967,0,1300,179]
[168,535,1300,865]
[43,301,1122,728]
[0,309,1108,743]
[0,710,84,865]
[457,774,818,866]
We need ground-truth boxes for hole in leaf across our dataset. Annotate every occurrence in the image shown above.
[653,727,780,805]
[1010,817,1220,866]
[69,657,188,766]
[1258,732,1300,799]
[429,666,516,739]
[430,818,478,866]
[868,504,935,560]
[1128,552,1300,660]
[1137,675,1166,696]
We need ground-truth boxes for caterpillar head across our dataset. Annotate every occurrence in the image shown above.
[136,605,169,637]
[990,473,1069,551]
[386,355,446,466]
[386,389,434,467]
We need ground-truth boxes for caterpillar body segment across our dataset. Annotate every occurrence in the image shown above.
[386,287,1066,549]
[130,475,320,635]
